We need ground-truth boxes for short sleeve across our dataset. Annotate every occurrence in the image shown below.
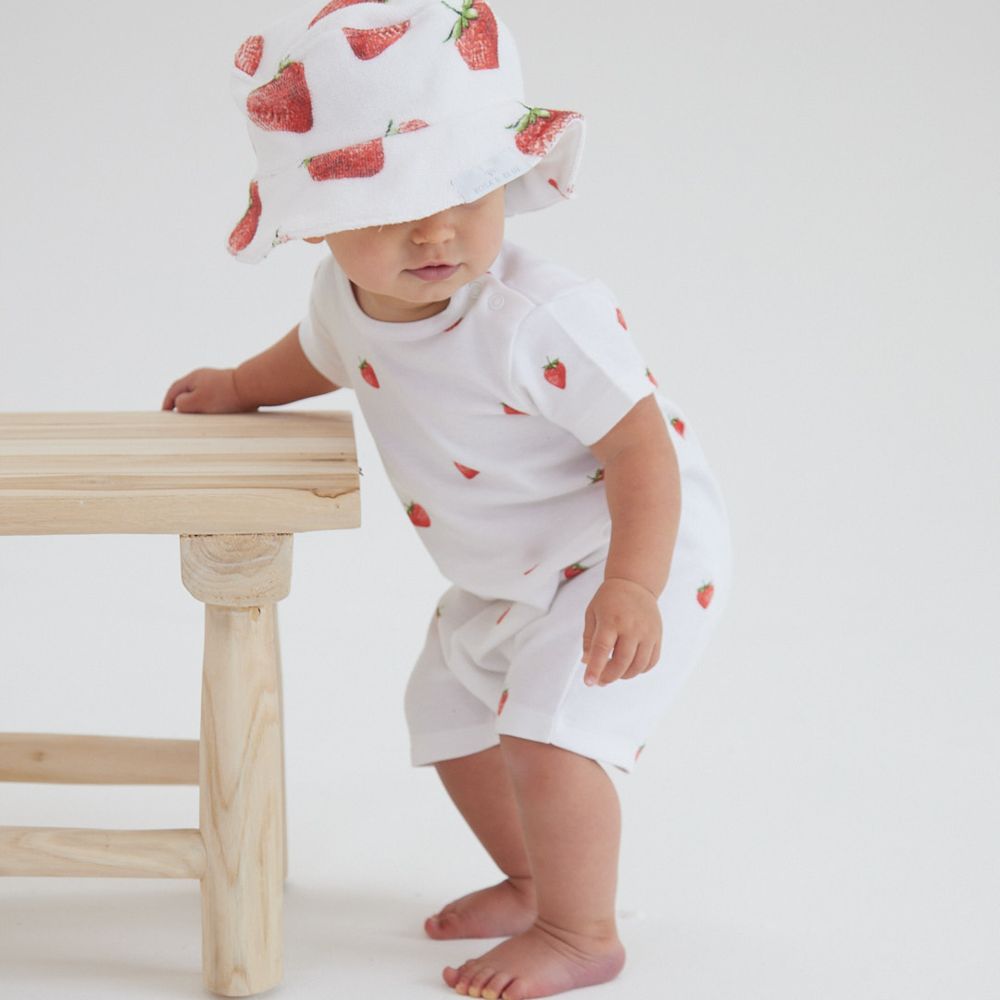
[507,279,657,447]
[296,262,351,389]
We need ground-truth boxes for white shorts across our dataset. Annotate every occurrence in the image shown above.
[404,530,732,775]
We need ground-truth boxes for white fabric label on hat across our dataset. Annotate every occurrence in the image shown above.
[451,147,531,202]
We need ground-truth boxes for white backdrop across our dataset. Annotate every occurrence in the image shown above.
[1,1,997,997]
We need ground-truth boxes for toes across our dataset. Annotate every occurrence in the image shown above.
[443,961,475,993]
[467,966,497,997]
[481,970,515,1000]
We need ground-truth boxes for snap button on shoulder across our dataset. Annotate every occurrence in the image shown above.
[488,294,505,310]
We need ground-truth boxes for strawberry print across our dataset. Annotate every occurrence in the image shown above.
[227,180,262,254]
[697,582,715,608]
[305,138,384,179]
[407,502,431,527]
[444,1,499,70]
[646,367,658,387]
[234,35,264,75]
[303,119,425,181]
[496,606,511,625]
[616,308,628,330]
[547,177,574,199]
[543,357,566,389]
[454,462,480,479]
[509,105,582,158]
[670,416,685,437]
[497,688,509,715]
[393,118,430,132]
[588,468,604,484]
[247,59,313,133]
[343,20,410,60]
[309,0,384,30]
[358,358,380,387]
[502,402,528,415]
[563,562,589,580]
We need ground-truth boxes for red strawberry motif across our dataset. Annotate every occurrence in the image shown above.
[547,177,573,199]
[395,119,429,132]
[588,468,604,484]
[670,416,685,437]
[309,0,383,29]
[358,358,380,387]
[445,0,499,71]
[234,35,264,75]
[304,138,384,180]
[509,105,582,158]
[496,606,511,625]
[227,180,262,254]
[523,563,540,575]
[543,357,566,389]
[616,308,628,330]
[646,367,658,387]
[563,562,588,580]
[502,402,528,415]
[247,59,313,133]
[407,502,431,527]
[454,462,480,479]
[497,688,509,715]
[697,582,714,608]
[302,119,422,182]
[343,20,410,60]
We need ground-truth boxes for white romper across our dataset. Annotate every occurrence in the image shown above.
[298,237,734,773]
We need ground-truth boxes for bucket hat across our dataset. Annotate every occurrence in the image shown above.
[226,0,586,263]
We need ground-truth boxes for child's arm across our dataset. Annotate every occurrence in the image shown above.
[581,394,681,686]
[232,324,340,407]
[162,324,340,412]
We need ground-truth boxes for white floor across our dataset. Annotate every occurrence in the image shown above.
[2,728,995,1000]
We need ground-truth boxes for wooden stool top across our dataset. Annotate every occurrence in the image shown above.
[0,411,360,536]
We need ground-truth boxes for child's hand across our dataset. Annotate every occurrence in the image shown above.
[581,578,662,687]
[161,367,256,413]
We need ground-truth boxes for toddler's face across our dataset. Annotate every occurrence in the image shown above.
[303,185,506,323]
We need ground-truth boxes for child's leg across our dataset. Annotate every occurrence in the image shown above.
[442,736,625,1000]
[425,744,538,940]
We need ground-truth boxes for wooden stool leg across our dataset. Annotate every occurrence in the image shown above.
[274,612,288,883]
[181,533,292,997]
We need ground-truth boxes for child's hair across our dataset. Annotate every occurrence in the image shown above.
[225,0,586,264]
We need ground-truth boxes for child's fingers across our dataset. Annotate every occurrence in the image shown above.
[583,627,617,685]
[581,606,596,660]
[599,635,639,686]
[621,640,656,680]
[162,374,195,411]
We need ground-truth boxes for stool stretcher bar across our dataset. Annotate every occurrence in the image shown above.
[0,826,206,878]
[0,733,199,785]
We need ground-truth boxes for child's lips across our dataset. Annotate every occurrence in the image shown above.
[407,263,459,281]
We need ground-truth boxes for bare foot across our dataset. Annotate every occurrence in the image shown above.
[441,919,625,999]
[425,877,537,940]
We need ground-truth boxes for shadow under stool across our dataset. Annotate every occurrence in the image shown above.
[0,409,360,996]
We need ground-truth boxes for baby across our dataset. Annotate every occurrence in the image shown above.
[162,2,733,998]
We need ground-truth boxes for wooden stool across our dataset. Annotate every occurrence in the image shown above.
[0,410,360,996]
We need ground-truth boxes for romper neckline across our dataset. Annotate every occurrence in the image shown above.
[330,254,475,343]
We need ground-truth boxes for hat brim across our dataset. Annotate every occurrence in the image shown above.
[226,99,585,263]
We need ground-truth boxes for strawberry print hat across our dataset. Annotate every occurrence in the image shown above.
[227,0,586,263]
